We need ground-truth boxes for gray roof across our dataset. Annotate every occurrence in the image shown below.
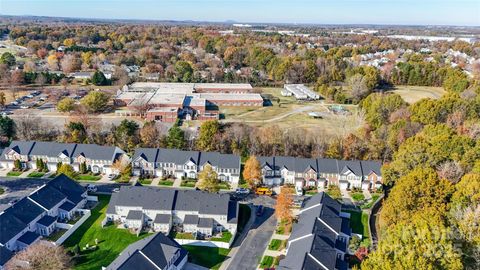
[199,151,240,169]
[337,160,362,176]
[153,214,171,224]
[17,231,40,245]
[1,140,35,157]
[132,148,159,163]
[198,217,214,228]
[126,210,143,220]
[37,215,56,227]
[279,192,349,270]
[73,143,123,161]
[114,186,176,211]
[59,201,76,212]
[106,233,187,270]
[108,187,237,218]
[157,148,199,165]
[183,214,199,225]
[29,141,77,158]
[0,245,13,266]
[360,160,382,177]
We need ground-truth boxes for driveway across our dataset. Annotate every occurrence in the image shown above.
[223,196,277,270]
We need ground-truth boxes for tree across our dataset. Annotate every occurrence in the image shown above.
[197,164,219,193]
[57,97,76,113]
[451,173,480,207]
[196,120,219,151]
[275,187,294,223]
[174,61,193,82]
[57,164,77,179]
[166,123,185,149]
[348,74,370,102]
[0,52,16,67]
[140,121,160,147]
[380,167,454,228]
[361,220,463,270]
[6,241,71,270]
[243,155,262,188]
[91,71,108,86]
[113,119,140,152]
[327,185,342,200]
[0,115,15,143]
[80,91,110,113]
[0,92,6,108]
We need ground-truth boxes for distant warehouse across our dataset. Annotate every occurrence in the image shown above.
[114,82,264,122]
[282,84,320,100]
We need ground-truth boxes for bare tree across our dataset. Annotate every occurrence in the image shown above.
[348,74,370,102]
[437,161,464,184]
[5,241,71,270]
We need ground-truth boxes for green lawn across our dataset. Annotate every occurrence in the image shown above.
[138,179,152,185]
[6,171,22,177]
[75,174,101,181]
[268,239,285,251]
[183,245,229,270]
[63,195,151,270]
[170,231,195,240]
[351,192,365,202]
[180,180,196,188]
[259,256,274,268]
[218,183,231,190]
[211,231,233,243]
[346,210,371,247]
[158,180,174,186]
[360,194,381,209]
[27,171,45,178]
[46,229,68,242]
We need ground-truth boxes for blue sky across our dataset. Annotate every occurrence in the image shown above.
[1,0,479,26]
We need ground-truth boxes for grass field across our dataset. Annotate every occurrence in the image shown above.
[63,195,151,270]
[183,245,229,270]
[389,85,446,104]
[220,87,363,137]
[346,210,371,247]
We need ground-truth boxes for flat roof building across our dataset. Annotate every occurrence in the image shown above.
[283,84,320,100]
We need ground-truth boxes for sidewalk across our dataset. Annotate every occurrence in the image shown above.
[172,178,182,188]
[218,203,255,270]
[150,177,160,186]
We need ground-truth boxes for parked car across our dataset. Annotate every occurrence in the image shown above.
[295,186,303,196]
[235,188,250,195]
[86,184,97,192]
[107,174,117,180]
[256,205,264,216]
[20,105,29,109]
[8,199,19,205]
[112,188,120,193]
[1,111,12,116]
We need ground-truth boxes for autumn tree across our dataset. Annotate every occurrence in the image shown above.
[196,120,219,151]
[197,164,219,193]
[243,155,262,188]
[5,241,71,270]
[57,97,76,113]
[380,167,454,228]
[57,164,77,179]
[361,220,463,270]
[451,173,480,207]
[140,121,160,147]
[80,91,110,113]
[275,186,294,223]
[0,92,5,108]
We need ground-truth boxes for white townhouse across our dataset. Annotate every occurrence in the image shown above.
[0,141,128,175]
[106,186,238,241]
[132,148,241,184]
[0,175,88,268]
[259,156,383,191]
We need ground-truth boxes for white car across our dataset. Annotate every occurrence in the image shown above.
[20,105,29,109]
[235,188,250,195]
[107,174,117,180]
[86,184,97,192]
[295,186,303,196]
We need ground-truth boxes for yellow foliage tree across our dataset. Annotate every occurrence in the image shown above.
[243,155,262,189]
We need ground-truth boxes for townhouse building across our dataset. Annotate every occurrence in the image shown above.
[0,175,87,268]
[105,233,188,270]
[278,192,351,270]
[259,156,382,191]
[132,148,241,183]
[106,186,238,240]
[0,141,127,175]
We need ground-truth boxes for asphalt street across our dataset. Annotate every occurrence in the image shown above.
[226,196,277,270]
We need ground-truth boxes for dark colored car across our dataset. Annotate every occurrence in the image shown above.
[256,205,264,216]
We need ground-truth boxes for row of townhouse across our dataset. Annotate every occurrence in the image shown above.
[259,156,382,191]
[106,186,238,240]
[279,192,351,270]
[0,141,127,175]
[132,148,241,183]
[0,175,88,268]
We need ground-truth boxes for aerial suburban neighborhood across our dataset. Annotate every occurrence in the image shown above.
[0,1,479,270]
